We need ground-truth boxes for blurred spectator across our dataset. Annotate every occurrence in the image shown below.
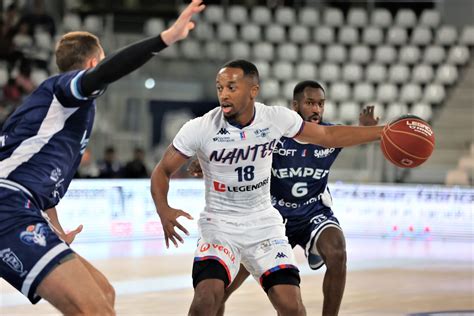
[122,147,149,178]
[18,0,56,37]
[97,146,123,178]
[0,4,19,65]
[75,148,99,178]
[15,59,35,94]
[11,21,33,59]
[2,78,22,105]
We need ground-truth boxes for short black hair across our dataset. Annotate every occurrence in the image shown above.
[222,59,259,83]
[293,80,325,100]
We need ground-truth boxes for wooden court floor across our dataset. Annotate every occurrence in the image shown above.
[1,240,473,315]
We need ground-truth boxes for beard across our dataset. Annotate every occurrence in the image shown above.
[298,111,322,123]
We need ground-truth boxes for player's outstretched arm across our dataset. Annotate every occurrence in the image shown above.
[295,122,384,148]
[81,0,205,96]
[151,145,193,248]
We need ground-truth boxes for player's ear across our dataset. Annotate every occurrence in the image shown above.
[85,57,98,69]
[250,84,259,100]
[291,100,298,111]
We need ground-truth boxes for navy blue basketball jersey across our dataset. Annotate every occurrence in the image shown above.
[271,122,342,223]
[0,70,100,210]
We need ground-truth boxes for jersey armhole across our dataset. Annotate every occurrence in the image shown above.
[291,121,305,138]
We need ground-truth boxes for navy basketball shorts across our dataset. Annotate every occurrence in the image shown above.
[286,210,342,270]
[0,184,74,304]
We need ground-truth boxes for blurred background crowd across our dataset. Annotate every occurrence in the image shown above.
[0,0,472,184]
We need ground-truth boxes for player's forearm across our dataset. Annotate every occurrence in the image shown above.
[81,35,167,95]
[150,166,173,217]
[298,124,383,148]
[323,125,383,147]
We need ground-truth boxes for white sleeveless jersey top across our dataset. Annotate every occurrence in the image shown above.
[173,102,303,216]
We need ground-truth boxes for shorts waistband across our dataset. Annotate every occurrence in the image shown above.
[0,179,33,198]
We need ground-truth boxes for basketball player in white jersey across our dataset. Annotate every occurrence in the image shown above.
[150,60,384,316]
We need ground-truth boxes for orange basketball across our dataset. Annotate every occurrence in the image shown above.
[381,115,435,168]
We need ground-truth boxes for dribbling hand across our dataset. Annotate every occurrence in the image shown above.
[160,207,193,248]
[161,0,206,46]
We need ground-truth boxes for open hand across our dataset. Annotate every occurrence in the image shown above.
[159,207,193,248]
[62,224,83,245]
[359,105,379,126]
[161,0,206,45]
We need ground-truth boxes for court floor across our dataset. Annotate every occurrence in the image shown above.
[1,238,473,315]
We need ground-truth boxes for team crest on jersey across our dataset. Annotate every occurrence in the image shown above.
[0,248,27,276]
[254,127,270,138]
[50,167,62,182]
[20,223,49,247]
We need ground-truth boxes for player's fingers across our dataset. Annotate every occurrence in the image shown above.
[72,224,83,235]
[172,230,185,243]
[164,232,170,248]
[175,221,189,236]
[168,234,179,248]
[178,210,194,220]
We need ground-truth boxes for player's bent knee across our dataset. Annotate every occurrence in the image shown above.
[325,248,347,269]
[261,268,300,293]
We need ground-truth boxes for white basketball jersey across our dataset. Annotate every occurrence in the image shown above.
[173,102,303,216]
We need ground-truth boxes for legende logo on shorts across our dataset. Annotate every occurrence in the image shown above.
[213,178,269,193]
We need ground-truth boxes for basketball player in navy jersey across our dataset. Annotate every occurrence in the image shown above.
[0,1,205,314]
[189,80,379,316]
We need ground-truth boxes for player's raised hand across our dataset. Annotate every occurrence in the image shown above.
[359,105,380,126]
[161,0,206,46]
[187,158,203,178]
[159,207,193,248]
[61,224,83,245]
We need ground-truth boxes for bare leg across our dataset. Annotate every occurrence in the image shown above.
[216,264,250,316]
[267,284,306,316]
[316,227,347,316]
[36,255,115,315]
[189,279,225,316]
[76,254,116,306]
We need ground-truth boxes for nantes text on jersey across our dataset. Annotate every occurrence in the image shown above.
[0,70,101,210]
[173,102,304,216]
